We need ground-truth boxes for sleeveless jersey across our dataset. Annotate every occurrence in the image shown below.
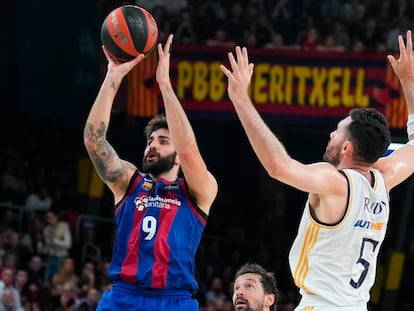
[107,170,207,295]
[288,169,389,310]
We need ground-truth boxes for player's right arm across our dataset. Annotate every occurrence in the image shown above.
[220,46,345,197]
[83,47,145,202]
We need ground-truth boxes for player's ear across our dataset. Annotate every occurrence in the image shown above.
[342,140,354,155]
[264,293,276,309]
[175,153,180,166]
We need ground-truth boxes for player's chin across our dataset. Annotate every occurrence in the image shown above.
[234,303,248,310]
[144,157,157,166]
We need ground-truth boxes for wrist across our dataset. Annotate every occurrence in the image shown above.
[407,114,414,137]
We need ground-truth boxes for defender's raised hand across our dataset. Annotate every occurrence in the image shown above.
[388,30,414,82]
[220,46,254,103]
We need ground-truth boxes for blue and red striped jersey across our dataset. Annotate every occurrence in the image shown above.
[107,171,207,294]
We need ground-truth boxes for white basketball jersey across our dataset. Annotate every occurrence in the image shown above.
[289,169,389,310]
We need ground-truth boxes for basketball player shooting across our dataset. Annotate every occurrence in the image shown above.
[84,34,218,310]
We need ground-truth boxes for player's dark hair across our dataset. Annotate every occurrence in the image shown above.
[235,263,278,311]
[348,108,391,164]
[144,115,168,139]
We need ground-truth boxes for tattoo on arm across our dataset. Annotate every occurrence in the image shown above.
[84,121,125,183]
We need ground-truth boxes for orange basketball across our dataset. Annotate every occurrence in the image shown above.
[101,5,158,62]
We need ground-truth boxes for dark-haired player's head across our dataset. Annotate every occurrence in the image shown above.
[233,263,278,311]
[323,108,391,167]
[142,115,178,177]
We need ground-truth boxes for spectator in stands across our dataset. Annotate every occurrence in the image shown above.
[49,257,80,297]
[269,0,295,42]
[24,186,52,214]
[150,5,171,44]
[264,33,298,50]
[136,0,188,15]
[343,0,366,28]
[225,2,247,46]
[26,255,45,287]
[206,276,228,309]
[0,268,23,311]
[94,259,111,293]
[359,17,384,53]
[386,16,411,53]
[319,0,345,28]
[21,215,46,256]
[0,287,23,311]
[300,27,321,51]
[48,281,77,311]
[76,287,101,311]
[173,8,197,44]
[78,260,97,298]
[25,256,44,311]
[205,27,236,48]
[250,12,275,48]
[331,19,351,51]
[195,1,225,44]
[1,254,17,274]
[3,232,30,270]
[43,210,72,283]
[13,269,29,310]
[315,33,346,52]
[351,38,366,53]
[232,263,278,311]
[244,32,259,49]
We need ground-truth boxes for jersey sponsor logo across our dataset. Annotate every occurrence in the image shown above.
[354,219,384,231]
[142,180,153,191]
[363,197,386,215]
[134,194,182,211]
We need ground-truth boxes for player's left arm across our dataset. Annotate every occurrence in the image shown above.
[156,34,218,214]
[375,144,414,190]
[378,30,414,190]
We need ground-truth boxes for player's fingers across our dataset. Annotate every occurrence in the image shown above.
[165,34,174,54]
[398,34,406,55]
[235,46,245,68]
[407,30,412,52]
[133,54,146,64]
[220,64,232,78]
[248,63,254,76]
[102,46,112,61]
[387,55,397,70]
[157,43,163,56]
[228,50,239,74]
[242,47,249,67]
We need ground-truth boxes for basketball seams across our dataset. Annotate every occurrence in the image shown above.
[101,5,158,62]
[141,10,158,55]
[116,6,139,56]
[121,6,146,56]
[101,9,134,60]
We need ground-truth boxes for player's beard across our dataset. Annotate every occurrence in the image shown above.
[323,139,341,167]
[142,152,177,176]
[235,302,265,311]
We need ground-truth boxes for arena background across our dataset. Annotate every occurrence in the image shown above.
[1,0,413,310]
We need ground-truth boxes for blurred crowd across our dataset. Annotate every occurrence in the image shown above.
[100,0,414,54]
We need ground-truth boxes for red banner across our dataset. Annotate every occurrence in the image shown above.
[130,45,406,127]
